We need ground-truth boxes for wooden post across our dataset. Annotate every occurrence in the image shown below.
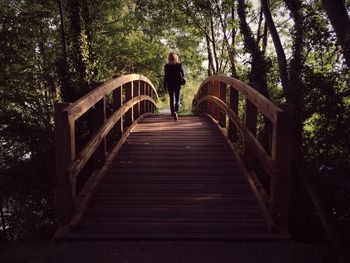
[133,80,140,119]
[112,86,123,140]
[270,104,295,227]
[124,81,133,127]
[54,102,75,225]
[219,82,227,127]
[212,80,222,122]
[150,88,154,113]
[140,81,145,115]
[92,97,107,169]
[243,83,258,170]
[228,87,239,141]
[146,84,151,112]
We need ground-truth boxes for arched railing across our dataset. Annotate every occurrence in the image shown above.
[54,74,158,228]
[194,75,295,231]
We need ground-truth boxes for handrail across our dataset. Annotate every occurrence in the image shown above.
[67,95,156,183]
[197,95,276,176]
[195,74,294,230]
[54,74,158,226]
[63,74,158,122]
[198,74,282,123]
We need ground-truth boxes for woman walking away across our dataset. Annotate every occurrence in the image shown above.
[163,52,186,121]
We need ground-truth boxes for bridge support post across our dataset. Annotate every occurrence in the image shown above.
[113,86,123,140]
[140,81,145,115]
[270,104,295,227]
[133,80,140,119]
[150,88,154,113]
[54,102,75,225]
[219,82,227,127]
[124,82,133,128]
[92,97,107,169]
[146,84,151,113]
[243,83,258,170]
[228,87,238,141]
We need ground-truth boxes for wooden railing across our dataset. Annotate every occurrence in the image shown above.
[194,75,295,231]
[54,74,158,228]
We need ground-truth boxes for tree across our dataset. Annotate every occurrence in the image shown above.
[321,0,350,69]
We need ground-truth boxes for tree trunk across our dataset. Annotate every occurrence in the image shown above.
[205,32,214,76]
[68,0,90,98]
[283,0,305,156]
[210,16,219,74]
[56,0,70,101]
[237,0,270,98]
[261,0,290,94]
[0,199,6,241]
[321,0,350,68]
[262,19,268,55]
[215,0,237,77]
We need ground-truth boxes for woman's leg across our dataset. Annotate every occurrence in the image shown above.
[168,88,175,115]
[174,88,180,113]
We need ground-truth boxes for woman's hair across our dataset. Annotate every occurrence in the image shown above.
[168,52,180,64]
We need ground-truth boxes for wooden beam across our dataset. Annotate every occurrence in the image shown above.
[228,86,238,141]
[270,104,295,227]
[54,102,75,225]
[219,81,227,127]
[112,86,123,140]
[124,82,133,128]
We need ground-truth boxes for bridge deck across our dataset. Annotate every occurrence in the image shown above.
[56,115,287,240]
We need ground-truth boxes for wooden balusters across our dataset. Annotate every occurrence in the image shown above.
[124,82,133,128]
[146,84,151,112]
[112,86,123,140]
[133,80,140,119]
[228,86,239,141]
[54,102,75,224]
[150,88,155,113]
[140,81,145,115]
[243,84,258,170]
[219,82,227,127]
[92,97,107,169]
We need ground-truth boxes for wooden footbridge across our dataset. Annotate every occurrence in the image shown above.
[54,74,295,240]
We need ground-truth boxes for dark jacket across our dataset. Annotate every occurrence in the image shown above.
[163,63,185,90]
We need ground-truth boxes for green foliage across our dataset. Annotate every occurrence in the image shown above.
[1,0,350,242]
